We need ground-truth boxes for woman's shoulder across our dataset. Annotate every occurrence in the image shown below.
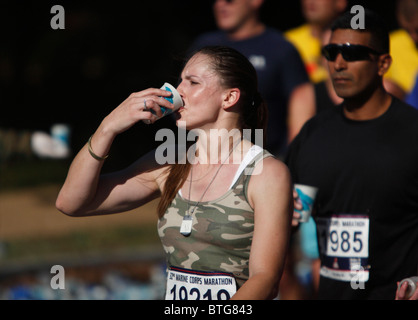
[246,148,292,208]
[247,145,290,183]
[257,153,289,177]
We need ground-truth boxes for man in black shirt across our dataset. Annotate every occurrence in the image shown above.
[286,10,418,299]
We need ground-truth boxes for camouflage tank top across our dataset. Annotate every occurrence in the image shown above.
[158,146,273,289]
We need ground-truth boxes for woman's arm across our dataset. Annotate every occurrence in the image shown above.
[232,157,293,300]
[56,88,173,217]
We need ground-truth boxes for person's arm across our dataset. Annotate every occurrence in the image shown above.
[284,119,309,227]
[277,41,315,144]
[287,82,316,143]
[56,88,173,217]
[231,157,292,300]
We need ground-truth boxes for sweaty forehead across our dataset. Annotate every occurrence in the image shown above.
[182,53,217,80]
[329,29,373,46]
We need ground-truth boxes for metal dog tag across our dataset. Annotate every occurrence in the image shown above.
[180,215,193,237]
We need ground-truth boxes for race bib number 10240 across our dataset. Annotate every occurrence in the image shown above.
[165,266,237,300]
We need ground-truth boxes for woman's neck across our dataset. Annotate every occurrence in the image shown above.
[191,128,243,165]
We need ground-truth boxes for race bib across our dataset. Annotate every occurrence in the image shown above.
[165,266,237,300]
[316,215,370,282]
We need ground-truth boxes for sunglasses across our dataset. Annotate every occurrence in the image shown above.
[322,43,383,62]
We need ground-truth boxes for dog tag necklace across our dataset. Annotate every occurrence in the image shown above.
[180,140,241,237]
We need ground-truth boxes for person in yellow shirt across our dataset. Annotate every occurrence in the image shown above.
[384,0,418,100]
[285,0,347,84]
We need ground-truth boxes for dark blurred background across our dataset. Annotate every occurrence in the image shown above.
[0,0,401,300]
[0,0,398,171]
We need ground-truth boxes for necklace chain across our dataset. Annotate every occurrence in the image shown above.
[186,140,241,216]
[185,165,215,182]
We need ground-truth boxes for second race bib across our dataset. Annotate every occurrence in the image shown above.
[316,215,370,282]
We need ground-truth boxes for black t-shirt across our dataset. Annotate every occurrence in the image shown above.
[314,81,336,113]
[286,97,418,299]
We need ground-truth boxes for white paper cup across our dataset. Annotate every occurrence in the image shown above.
[294,184,318,223]
[397,276,418,299]
[143,82,183,124]
[51,124,71,145]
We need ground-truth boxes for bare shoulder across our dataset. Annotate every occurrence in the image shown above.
[252,156,291,185]
[247,155,292,207]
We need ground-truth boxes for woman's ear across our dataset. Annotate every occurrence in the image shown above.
[222,88,241,110]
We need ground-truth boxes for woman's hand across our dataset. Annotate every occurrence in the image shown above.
[101,88,175,136]
[56,87,174,216]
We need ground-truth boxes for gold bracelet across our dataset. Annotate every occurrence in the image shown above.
[88,135,109,161]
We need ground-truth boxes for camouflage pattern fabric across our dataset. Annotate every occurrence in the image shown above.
[158,149,273,289]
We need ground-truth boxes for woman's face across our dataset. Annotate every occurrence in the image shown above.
[176,53,226,130]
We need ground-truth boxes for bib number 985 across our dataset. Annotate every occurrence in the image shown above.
[317,216,369,258]
[327,230,364,255]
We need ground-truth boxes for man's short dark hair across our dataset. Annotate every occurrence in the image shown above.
[331,9,390,54]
